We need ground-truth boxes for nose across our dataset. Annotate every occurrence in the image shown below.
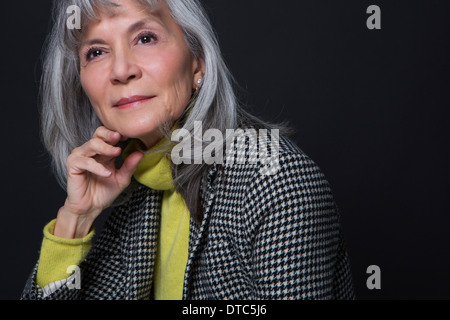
[109,48,142,84]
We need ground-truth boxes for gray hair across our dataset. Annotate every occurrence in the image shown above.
[40,0,286,221]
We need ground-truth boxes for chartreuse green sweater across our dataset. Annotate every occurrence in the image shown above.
[36,138,190,300]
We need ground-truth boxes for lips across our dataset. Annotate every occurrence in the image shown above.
[113,95,155,108]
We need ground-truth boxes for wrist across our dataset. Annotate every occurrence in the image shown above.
[54,206,97,239]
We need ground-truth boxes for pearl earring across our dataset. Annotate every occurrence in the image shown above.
[195,78,202,93]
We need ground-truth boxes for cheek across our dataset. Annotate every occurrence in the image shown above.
[80,69,108,120]
[80,70,98,102]
[148,45,192,86]
[80,61,112,98]
[156,52,193,108]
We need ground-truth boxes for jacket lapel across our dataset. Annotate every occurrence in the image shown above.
[122,183,163,300]
[183,164,221,298]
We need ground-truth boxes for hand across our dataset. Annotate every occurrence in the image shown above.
[54,126,143,238]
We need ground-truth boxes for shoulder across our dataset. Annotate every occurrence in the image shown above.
[212,128,342,251]
[221,126,332,194]
[217,126,340,224]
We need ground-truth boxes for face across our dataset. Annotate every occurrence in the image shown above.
[79,0,204,149]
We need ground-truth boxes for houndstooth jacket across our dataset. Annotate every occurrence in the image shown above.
[21,132,355,300]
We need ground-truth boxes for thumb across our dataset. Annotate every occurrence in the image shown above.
[116,151,144,186]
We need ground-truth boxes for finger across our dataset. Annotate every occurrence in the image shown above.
[68,156,112,177]
[93,126,122,145]
[80,138,122,158]
[116,151,144,185]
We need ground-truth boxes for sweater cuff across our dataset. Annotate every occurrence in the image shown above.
[36,219,94,289]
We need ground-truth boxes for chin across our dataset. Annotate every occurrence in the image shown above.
[120,125,164,147]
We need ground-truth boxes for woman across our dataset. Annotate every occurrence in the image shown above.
[22,0,355,300]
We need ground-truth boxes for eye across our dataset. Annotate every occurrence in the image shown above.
[85,48,104,61]
[137,32,157,45]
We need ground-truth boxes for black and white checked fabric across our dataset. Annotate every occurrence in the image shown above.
[21,131,355,300]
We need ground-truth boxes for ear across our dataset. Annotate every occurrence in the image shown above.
[192,56,206,87]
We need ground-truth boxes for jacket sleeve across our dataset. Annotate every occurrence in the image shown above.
[37,219,93,288]
[21,220,93,300]
[21,261,83,300]
[246,152,355,299]
[21,206,129,300]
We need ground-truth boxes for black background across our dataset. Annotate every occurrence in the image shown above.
[1,0,449,300]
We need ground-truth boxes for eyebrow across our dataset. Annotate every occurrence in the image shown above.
[127,17,157,34]
[80,17,163,48]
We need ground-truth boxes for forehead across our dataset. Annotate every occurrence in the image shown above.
[81,0,160,19]
[80,0,170,34]
[96,0,157,17]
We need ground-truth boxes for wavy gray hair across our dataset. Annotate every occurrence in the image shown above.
[40,0,286,221]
